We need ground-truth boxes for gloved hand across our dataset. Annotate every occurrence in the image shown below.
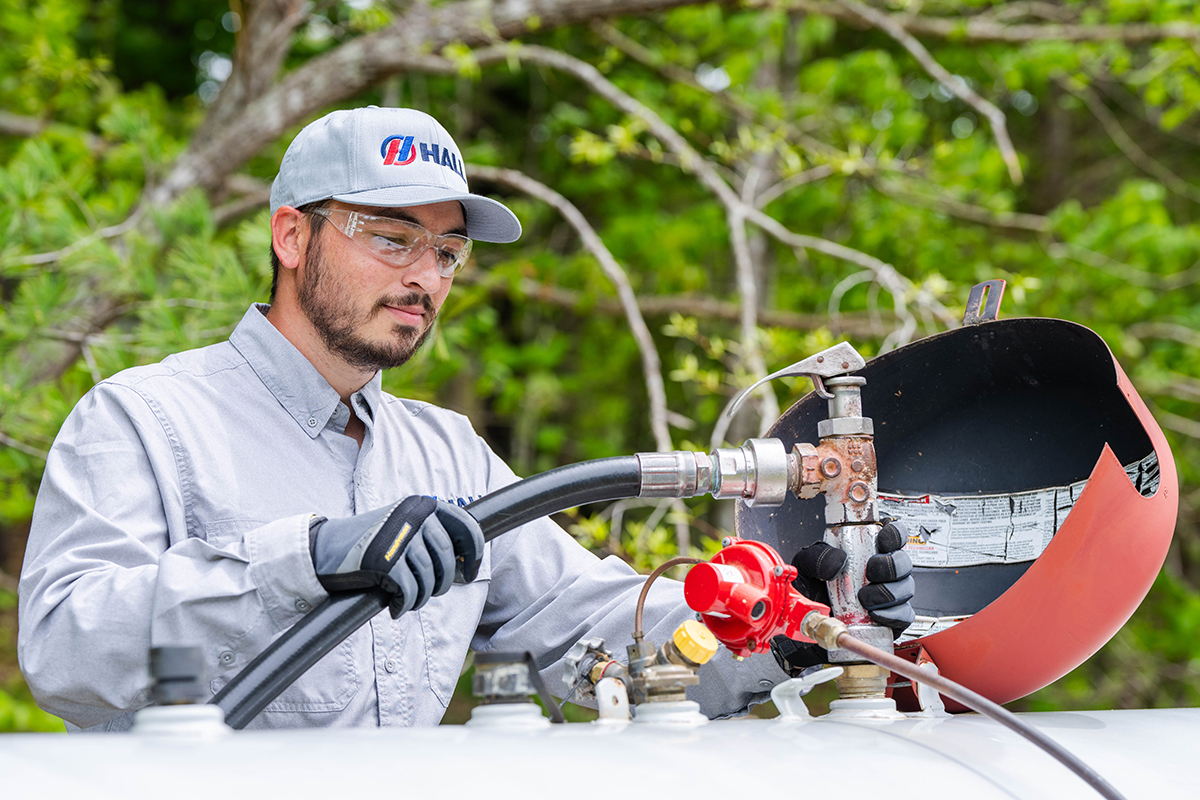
[770,519,916,677]
[309,496,484,618]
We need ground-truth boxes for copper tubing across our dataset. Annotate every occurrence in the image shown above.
[834,632,1128,800]
[632,557,704,641]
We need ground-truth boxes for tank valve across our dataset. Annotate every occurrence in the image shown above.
[626,620,719,705]
[468,651,565,727]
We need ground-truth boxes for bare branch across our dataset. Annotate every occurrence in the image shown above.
[0,430,49,460]
[1158,408,1200,441]
[468,164,674,455]
[1127,321,1200,348]
[1063,76,1200,205]
[4,203,147,268]
[454,272,877,334]
[772,1,1200,44]
[755,164,837,208]
[1048,244,1200,290]
[149,0,727,206]
[0,110,45,137]
[834,0,1022,186]
[472,45,956,344]
[874,179,1051,233]
[590,20,758,120]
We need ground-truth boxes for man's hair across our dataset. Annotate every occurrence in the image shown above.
[269,199,332,302]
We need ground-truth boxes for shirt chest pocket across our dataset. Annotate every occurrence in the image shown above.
[203,518,363,717]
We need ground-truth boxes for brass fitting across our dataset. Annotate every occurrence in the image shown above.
[800,611,848,651]
[835,664,890,700]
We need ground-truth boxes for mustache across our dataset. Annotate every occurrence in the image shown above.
[376,293,435,315]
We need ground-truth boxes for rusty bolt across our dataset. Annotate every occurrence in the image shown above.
[816,356,824,363]
[848,481,869,503]
[851,459,865,473]
[841,361,849,369]
[820,457,842,479]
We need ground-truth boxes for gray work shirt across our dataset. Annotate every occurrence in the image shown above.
[19,304,781,731]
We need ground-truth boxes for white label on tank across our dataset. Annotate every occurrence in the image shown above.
[879,452,1158,568]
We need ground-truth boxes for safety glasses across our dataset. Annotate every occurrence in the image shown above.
[311,207,473,278]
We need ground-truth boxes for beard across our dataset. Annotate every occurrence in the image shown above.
[297,234,437,372]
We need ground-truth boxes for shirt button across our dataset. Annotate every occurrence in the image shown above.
[219,651,236,667]
[307,418,318,427]
[295,599,311,613]
[384,659,398,673]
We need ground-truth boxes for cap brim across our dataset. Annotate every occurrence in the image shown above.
[331,185,521,243]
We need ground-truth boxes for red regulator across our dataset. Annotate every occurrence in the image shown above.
[683,537,829,658]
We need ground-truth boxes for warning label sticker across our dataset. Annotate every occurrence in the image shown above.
[879,452,1159,569]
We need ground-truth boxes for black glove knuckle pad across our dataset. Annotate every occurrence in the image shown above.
[434,504,484,583]
[858,575,915,610]
[794,542,847,582]
[877,521,909,553]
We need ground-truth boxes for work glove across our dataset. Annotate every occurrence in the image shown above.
[309,496,484,618]
[770,519,916,677]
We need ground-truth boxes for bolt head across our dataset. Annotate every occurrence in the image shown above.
[773,565,784,577]
[721,537,733,548]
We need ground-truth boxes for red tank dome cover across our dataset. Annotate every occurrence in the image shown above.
[735,315,1177,709]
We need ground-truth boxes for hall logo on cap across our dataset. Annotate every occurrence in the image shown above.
[381,135,416,166]
[380,135,465,180]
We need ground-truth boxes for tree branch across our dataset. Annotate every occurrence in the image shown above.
[467,164,674,455]
[1127,321,1200,348]
[874,179,1051,233]
[772,1,1200,44]
[3,202,147,269]
[1062,76,1200,205]
[149,0,725,206]
[454,272,877,334]
[1048,244,1200,290]
[834,0,1022,186]
[0,430,49,460]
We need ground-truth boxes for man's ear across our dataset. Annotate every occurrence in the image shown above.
[271,206,309,270]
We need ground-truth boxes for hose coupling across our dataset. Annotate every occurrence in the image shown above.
[637,439,792,507]
[636,451,712,498]
[800,611,848,651]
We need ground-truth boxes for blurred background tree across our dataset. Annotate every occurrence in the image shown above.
[3,0,1200,730]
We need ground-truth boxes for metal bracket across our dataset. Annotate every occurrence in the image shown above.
[726,342,867,419]
[962,280,1006,326]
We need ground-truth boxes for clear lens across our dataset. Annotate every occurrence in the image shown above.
[312,208,471,277]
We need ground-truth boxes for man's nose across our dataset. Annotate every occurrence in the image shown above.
[401,247,446,294]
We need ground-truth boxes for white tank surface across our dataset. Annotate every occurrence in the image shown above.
[1,708,1194,799]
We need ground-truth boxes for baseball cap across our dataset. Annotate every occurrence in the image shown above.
[269,107,521,243]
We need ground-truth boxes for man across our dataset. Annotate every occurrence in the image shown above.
[19,107,911,731]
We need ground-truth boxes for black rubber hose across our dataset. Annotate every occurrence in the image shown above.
[213,456,643,729]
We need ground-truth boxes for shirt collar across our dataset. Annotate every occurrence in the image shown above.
[229,304,383,439]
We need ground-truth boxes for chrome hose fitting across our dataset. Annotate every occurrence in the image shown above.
[636,439,792,507]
